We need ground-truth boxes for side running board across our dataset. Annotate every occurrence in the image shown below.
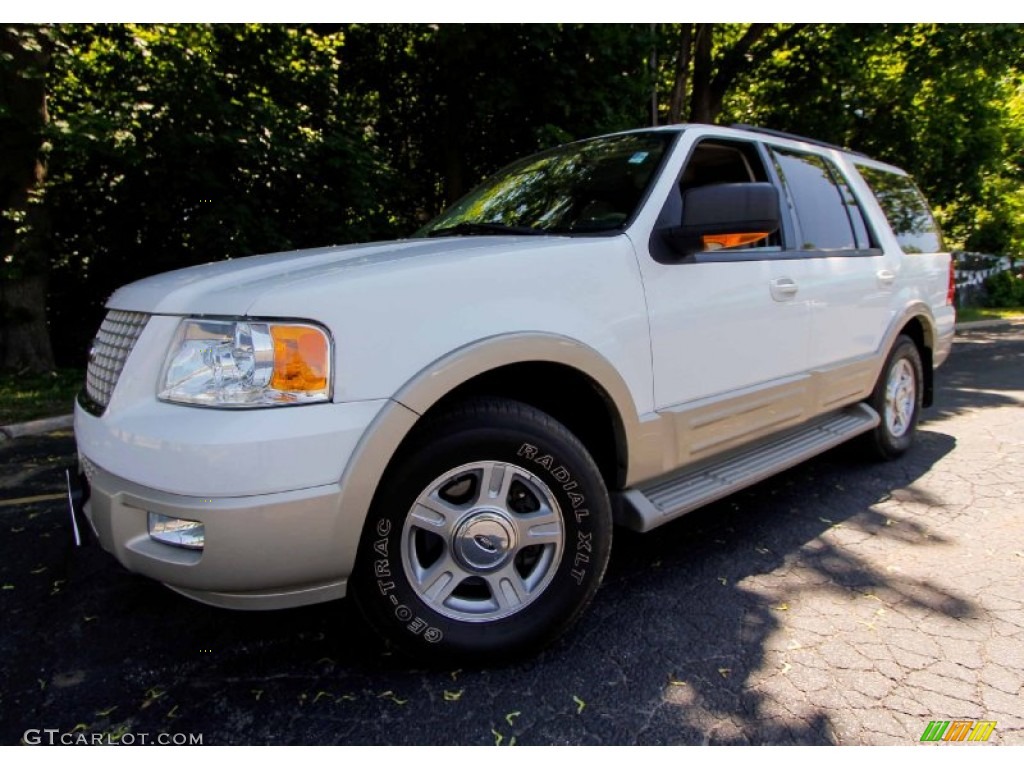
[616,403,880,533]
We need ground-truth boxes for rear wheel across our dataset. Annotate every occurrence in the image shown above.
[863,335,924,460]
[351,398,612,662]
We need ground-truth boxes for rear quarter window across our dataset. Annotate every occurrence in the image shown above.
[857,165,943,254]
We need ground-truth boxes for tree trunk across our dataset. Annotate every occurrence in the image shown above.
[668,25,693,124]
[689,24,714,123]
[0,25,55,373]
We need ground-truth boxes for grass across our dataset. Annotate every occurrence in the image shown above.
[0,369,83,426]
[957,306,1024,324]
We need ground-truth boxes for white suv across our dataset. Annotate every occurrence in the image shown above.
[73,124,955,661]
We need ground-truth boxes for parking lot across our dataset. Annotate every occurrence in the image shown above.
[2,325,1022,746]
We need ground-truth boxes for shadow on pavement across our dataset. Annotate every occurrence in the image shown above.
[923,329,1024,424]
[1,427,962,745]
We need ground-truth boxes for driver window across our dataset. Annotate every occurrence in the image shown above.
[680,140,779,250]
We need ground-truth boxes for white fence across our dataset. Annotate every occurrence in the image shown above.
[953,253,1014,307]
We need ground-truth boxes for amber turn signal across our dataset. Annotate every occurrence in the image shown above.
[270,325,329,392]
[702,232,769,250]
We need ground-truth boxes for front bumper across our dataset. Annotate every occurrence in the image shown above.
[74,383,398,609]
[81,457,355,609]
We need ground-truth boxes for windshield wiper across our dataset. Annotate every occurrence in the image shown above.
[424,221,547,238]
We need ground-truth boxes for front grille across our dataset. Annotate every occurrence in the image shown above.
[79,453,98,484]
[85,310,150,412]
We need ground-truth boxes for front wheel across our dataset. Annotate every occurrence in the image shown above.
[351,398,613,663]
[863,335,924,460]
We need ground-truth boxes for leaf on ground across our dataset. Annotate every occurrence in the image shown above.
[96,705,117,717]
[141,687,165,709]
[505,710,520,726]
[443,689,463,702]
[450,668,462,681]
[492,728,504,746]
[166,705,179,719]
[252,689,263,701]
[572,695,585,714]
[717,576,727,586]
[773,603,789,611]
[668,676,687,687]
[718,668,731,678]
[71,723,88,733]
[312,691,334,704]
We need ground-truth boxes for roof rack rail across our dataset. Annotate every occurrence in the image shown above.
[729,124,867,157]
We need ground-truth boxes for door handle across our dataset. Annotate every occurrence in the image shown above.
[770,277,799,301]
[877,269,896,286]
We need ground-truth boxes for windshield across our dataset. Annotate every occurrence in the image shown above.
[416,132,674,237]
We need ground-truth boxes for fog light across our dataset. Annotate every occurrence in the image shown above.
[148,512,205,550]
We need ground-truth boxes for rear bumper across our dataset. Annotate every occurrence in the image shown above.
[82,458,354,610]
[933,307,956,368]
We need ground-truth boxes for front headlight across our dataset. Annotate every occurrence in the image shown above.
[159,318,331,407]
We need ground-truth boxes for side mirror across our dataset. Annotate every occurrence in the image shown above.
[662,182,780,256]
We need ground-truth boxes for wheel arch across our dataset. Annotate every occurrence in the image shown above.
[890,310,936,408]
[333,334,648,597]
[393,333,643,490]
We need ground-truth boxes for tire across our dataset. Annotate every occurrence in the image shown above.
[351,397,613,663]
[863,335,924,460]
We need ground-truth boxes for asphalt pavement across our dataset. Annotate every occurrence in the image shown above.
[1,326,1022,745]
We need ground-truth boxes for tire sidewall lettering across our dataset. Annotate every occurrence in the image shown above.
[374,440,595,643]
[353,403,613,659]
[516,441,593,588]
[373,516,445,644]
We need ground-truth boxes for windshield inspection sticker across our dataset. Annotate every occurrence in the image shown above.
[628,151,649,164]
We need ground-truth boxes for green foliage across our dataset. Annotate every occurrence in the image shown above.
[718,24,1024,255]
[4,23,1023,366]
[984,268,1024,308]
[342,24,651,220]
[45,24,395,363]
[0,368,81,424]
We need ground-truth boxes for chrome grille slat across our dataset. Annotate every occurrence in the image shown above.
[85,310,150,412]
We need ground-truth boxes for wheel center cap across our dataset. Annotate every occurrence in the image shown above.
[454,511,516,571]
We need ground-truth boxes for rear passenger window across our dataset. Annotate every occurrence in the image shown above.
[770,149,869,251]
[857,165,943,254]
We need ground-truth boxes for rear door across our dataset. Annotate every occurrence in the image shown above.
[765,145,894,408]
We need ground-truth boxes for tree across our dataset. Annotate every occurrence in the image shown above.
[716,23,1024,253]
[0,24,55,372]
[658,23,808,124]
[343,24,651,218]
[44,24,391,363]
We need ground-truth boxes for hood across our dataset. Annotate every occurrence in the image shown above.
[106,235,564,316]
